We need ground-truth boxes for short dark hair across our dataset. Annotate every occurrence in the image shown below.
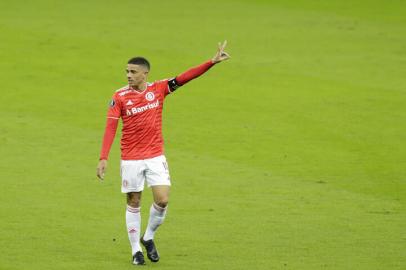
[127,57,150,70]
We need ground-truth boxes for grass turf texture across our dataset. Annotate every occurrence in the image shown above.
[0,0,405,269]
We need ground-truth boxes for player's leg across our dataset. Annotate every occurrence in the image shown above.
[142,155,171,262]
[141,186,169,262]
[126,192,145,264]
[121,160,146,265]
[151,185,170,207]
[144,185,170,240]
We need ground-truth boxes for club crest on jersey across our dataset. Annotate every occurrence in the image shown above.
[145,92,155,101]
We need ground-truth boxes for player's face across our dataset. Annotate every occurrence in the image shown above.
[126,64,149,88]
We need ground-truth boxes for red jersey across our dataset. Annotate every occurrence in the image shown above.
[108,80,171,160]
[99,59,216,161]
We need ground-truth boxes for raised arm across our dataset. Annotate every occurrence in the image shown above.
[167,41,230,91]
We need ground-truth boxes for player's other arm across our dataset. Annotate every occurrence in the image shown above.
[96,99,121,180]
[168,41,230,91]
[96,117,119,180]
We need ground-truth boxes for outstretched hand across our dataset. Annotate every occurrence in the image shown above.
[212,40,231,63]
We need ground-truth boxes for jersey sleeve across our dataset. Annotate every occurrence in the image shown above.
[155,79,171,97]
[158,60,216,96]
[175,60,215,85]
[99,117,119,160]
[100,93,121,160]
[107,94,122,119]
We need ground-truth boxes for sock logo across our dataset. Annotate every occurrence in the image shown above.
[128,228,137,233]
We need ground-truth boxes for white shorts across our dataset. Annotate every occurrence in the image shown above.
[120,155,171,193]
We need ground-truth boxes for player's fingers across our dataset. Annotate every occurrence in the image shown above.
[222,40,227,50]
[221,52,230,59]
[97,167,104,180]
[219,40,226,53]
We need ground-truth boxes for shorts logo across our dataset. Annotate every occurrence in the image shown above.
[145,92,155,101]
[123,179,128,187]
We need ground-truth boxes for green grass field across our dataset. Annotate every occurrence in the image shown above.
[1,0,405,269]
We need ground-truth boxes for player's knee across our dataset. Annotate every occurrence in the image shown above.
[127,199,140,208]
[155,197,169,208]
[127,192,141,208]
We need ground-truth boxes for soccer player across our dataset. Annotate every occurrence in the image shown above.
[96,41,230,265]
